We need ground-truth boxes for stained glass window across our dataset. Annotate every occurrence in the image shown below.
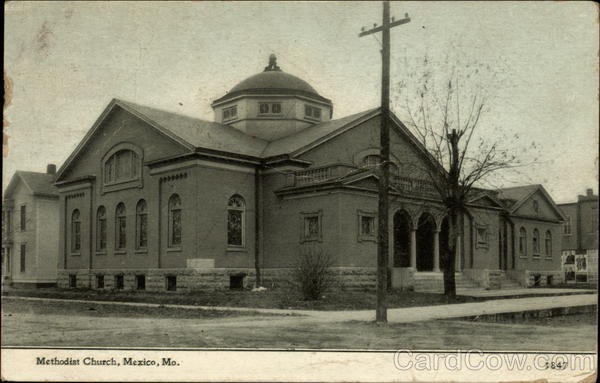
[304,216,319,238]
[545,230,552,257]
[361,216,375,236]
[71,209,81,252]
[519,227,527,256]
[116,203,126,249]
[136,200,148,249]
[169,194,182,247]
[97,206,106,251]
[227,195,245,247]
[532,229,540,255]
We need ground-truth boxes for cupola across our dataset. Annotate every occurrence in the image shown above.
[211,54,333,141]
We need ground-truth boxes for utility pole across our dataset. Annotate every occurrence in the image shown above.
[359,1,410,324]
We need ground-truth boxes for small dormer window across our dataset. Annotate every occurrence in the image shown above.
[304,105,321,121]
[223,106,237,122]
[258,102,282,115]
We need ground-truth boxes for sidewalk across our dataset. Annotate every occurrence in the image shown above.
[3,293,597,324]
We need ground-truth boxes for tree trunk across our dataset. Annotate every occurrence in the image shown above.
[443,208,459,298]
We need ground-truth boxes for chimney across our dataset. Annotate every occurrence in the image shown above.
[47,164,56,175]
[586,188,593,197]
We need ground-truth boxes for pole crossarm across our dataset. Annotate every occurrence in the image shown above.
[358,15,411,37]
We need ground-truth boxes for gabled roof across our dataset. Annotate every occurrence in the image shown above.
[118,100,269,157]
[261,108,379,158]
[496,184,566,220]
[4,171,58,199]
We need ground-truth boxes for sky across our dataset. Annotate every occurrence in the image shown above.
[3,1,598,203]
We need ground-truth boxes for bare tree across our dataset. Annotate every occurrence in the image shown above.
[393,53,537,297]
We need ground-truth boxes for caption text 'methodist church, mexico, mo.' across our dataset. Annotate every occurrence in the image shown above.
[3,55,567,292]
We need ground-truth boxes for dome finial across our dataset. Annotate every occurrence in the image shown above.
[264,54,281,72]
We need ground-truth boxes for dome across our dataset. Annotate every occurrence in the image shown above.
[212,55,331,105]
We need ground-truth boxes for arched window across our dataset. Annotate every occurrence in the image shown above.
[519,227,527,256]
[136,200,148,249]
[227,195,245,247]
[115,203,127,250]
[71,209,81,253]
[361,155,399,177]
[168,194,182,247]
[104,149,140,184]
[545,230,552,257]
[532,229,540,255]
[96,206,107,251]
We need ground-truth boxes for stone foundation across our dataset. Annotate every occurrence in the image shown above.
[57,267,377,292]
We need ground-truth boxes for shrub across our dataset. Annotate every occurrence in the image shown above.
[292,247,334,300]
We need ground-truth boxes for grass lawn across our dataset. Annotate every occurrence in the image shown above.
[0,297,267,319]
[2,287,486,310]
[2,298,596,351]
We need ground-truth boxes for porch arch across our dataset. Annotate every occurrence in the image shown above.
[393,209,412,267]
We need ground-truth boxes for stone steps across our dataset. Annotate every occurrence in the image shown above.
[413,273,480,293]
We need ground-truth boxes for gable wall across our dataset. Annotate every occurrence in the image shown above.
[298,116,433,179]
[514,190,561,221]
[60,106,189,181]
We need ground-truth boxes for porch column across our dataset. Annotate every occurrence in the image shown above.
[433,229,441,272]
[410,229,417,269]
[455,235,462,271]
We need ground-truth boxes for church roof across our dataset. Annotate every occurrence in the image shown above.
[261,108,379,158]
[496,184,566,220]
[117,100,269,158]
[4,171,58,199]
[212,55,331,105]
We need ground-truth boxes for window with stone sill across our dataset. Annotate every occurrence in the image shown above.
[545,230,552,258]
[475,226,489,248]
[96,206,107,251]
[136,199,148,250]
[227,195,245,248]
[300,211,322,243]
[115,203,127,250]
[532,228,540,256]
[168,194,182,248]
[358,211,377,242]
[223,105,238,121]
[519,227,527,257]
[71,209,81,253]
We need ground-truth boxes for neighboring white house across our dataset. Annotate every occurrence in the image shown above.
[2,165,60,287]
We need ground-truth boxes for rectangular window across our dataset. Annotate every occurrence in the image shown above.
[301,211,322,242]
[222,106,237,121]
[19,243,26,272]
[69,274,77,288]
[20,205,26,231]
[563,216,572,235]
[166,275,177,291]
[136,275,146,291]
[96,275,104,289]
[304,105,322,121]
[5,248,10,272]
[357,211,377,242]
[476,226,489,248]
[115,275,124,290]
[591,209,598,233]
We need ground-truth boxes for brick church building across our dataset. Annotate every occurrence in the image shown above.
[54,55,565,292]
